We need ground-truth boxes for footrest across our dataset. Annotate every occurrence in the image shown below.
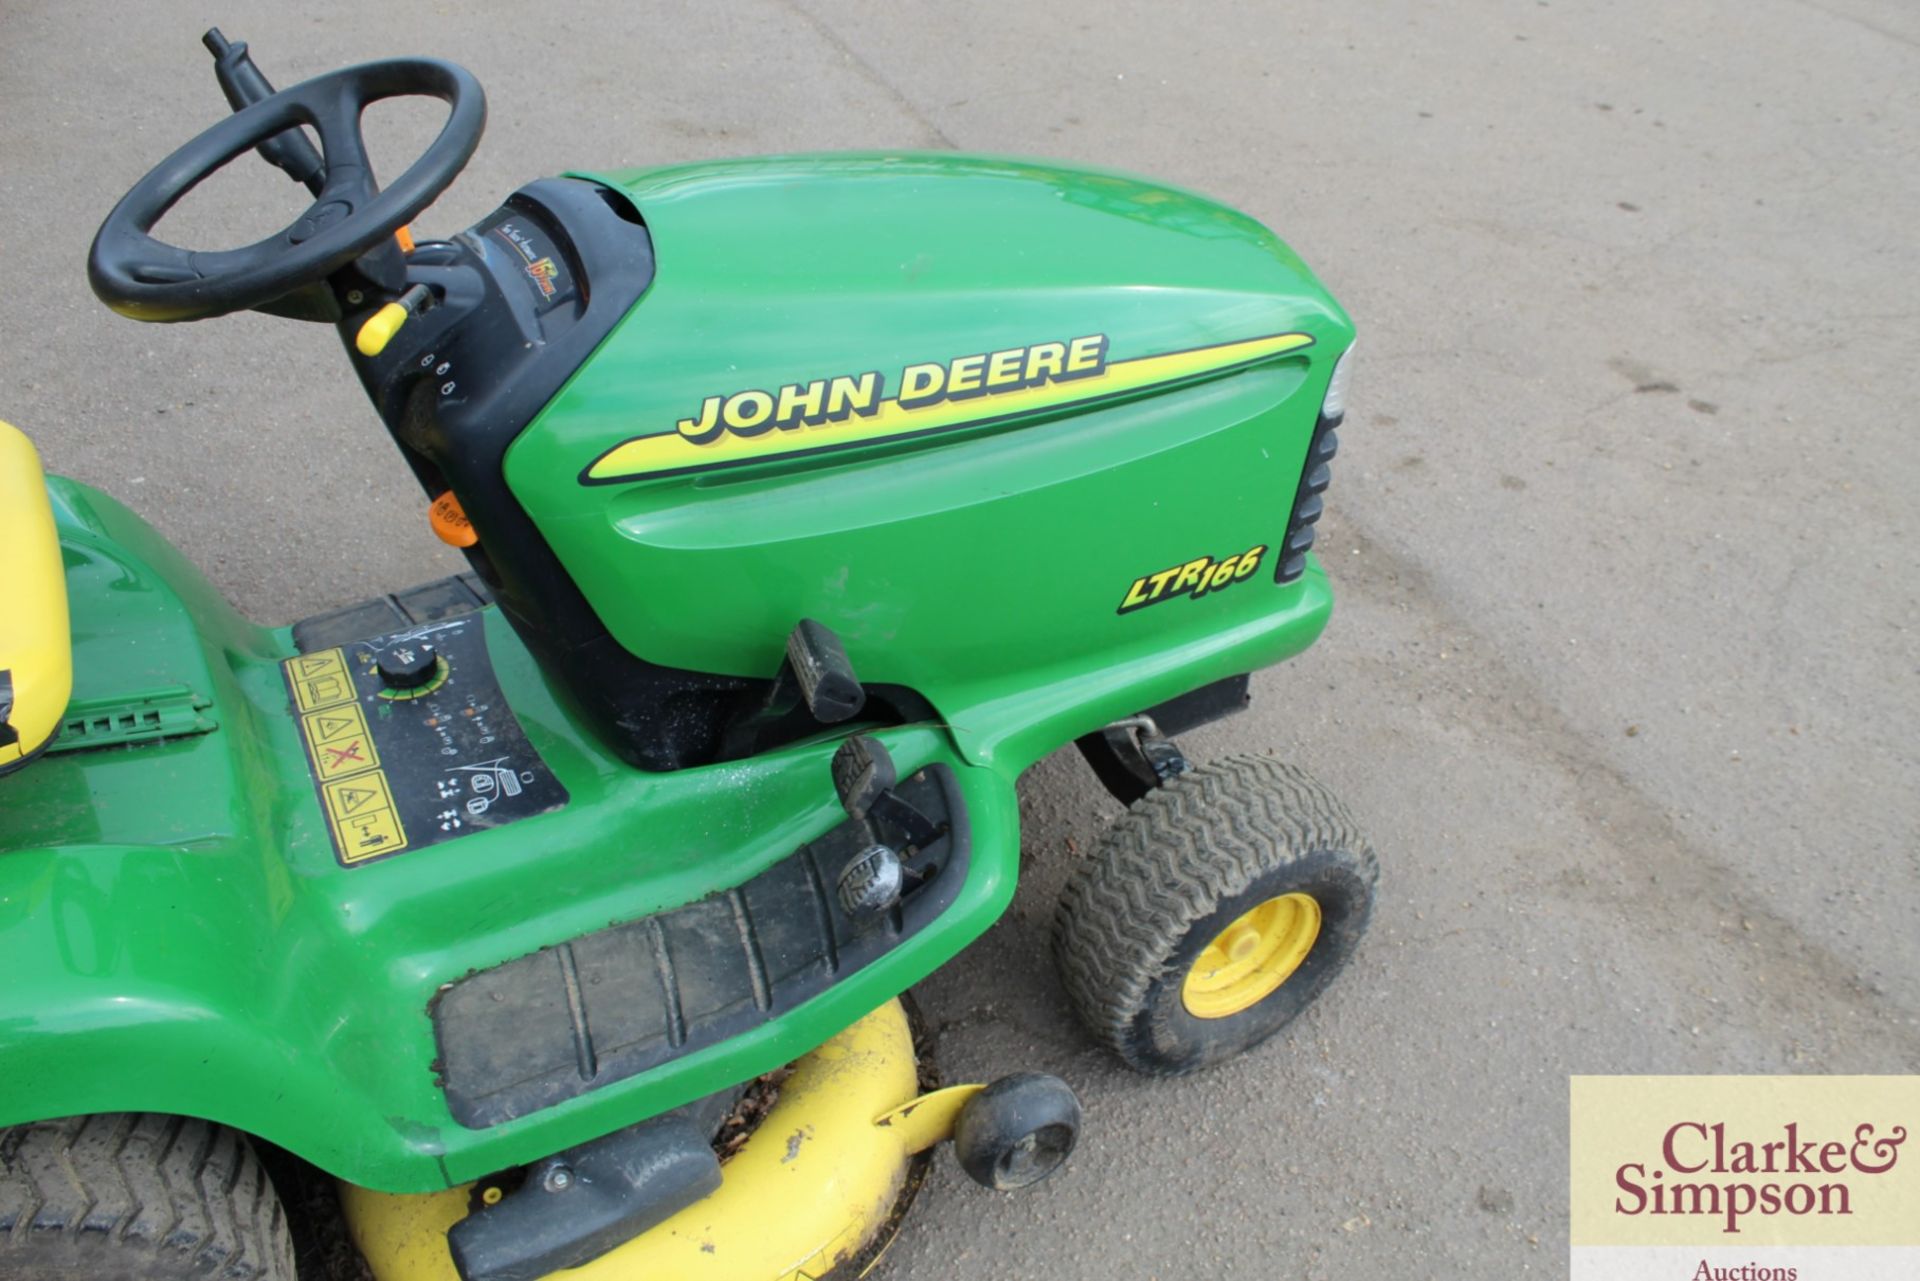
[432,764,968,1129]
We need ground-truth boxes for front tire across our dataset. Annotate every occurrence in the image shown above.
[1052,754,1377,1075]
[0,1113,295,1281]
[952,1073,1082,1191]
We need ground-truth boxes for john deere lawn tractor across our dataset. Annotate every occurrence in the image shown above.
[0,29,1375,1281]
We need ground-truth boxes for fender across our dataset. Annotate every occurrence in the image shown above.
[0,487,1029,1190]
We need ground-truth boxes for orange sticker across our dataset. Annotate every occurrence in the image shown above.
[430,491,478,548]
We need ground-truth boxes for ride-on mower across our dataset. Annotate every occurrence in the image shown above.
[0,28,1375,1281]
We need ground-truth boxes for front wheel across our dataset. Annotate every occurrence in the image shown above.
[952,1073,1082,1191]
[1052,754,1377,1075]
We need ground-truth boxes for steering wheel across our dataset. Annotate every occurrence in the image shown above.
[89,59,485,323]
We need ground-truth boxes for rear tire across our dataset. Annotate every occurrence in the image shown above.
[1052,754,1377,1075]
[0,1112,295,1281]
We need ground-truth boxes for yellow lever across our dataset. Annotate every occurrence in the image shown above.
[355,302,410,357]
[354,283,434,359]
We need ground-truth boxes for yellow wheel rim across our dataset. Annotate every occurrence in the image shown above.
[1180,892,1322,1019]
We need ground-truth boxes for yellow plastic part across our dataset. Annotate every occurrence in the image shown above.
[873,1082,984,1156]
[356,302,410,357]
[0,420,72,771]
[1181,891,1323,1019]
[342,999,942,1281]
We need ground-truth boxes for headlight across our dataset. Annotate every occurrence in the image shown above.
[1321,343,1355,421]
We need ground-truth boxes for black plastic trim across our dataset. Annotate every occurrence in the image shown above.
[344,179,933,772]
[291,573,493,652]
[344,178,769,773]
[446,1111,721,1281]
[1276,412,1341,583]
[431,763,970,1128]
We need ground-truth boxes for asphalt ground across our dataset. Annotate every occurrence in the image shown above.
[2,2,1916,1278]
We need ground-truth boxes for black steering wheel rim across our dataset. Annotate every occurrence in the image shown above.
[88,58,485,323]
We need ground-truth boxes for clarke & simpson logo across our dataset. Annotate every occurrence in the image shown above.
[1570,1077,1919,1281]
[1614,1120,1907,1234]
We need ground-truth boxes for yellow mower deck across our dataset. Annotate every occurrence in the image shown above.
[343,1000,965,1281]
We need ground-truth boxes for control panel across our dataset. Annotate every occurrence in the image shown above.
[282,615,568,868]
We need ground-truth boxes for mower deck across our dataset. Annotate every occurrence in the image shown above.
[344,999,935,1281]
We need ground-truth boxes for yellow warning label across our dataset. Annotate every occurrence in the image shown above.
[289,648,354,712]
[321,771,409,864]
[300,703,380,781]
[285,648,410,866]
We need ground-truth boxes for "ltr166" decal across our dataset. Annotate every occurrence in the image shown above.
[1118,544,1268,614]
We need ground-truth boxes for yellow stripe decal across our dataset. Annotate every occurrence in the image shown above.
[582,330,1313,484]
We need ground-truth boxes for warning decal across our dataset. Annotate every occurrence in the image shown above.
[287,646,410,864]
[321,771,407,864]
[281,618,568,868]
[289,648,355,712]
[302,702,381,782]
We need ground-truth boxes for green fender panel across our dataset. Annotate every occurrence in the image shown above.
[0,481,1037,1189]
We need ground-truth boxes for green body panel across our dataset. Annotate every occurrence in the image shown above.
[0,482,1034,1190]
[510,153,1351,767]
[3,154,1347,1192]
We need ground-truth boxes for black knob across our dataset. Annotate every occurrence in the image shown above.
[376,642,438,690]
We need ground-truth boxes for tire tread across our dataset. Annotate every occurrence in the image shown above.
[1053,754,1377,1071]
[0,1112,294,1280]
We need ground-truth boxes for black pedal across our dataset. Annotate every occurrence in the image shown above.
[786,618,865,724]
[831,734,896,821]
[831,733,942,853]
[716,620,866,760]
